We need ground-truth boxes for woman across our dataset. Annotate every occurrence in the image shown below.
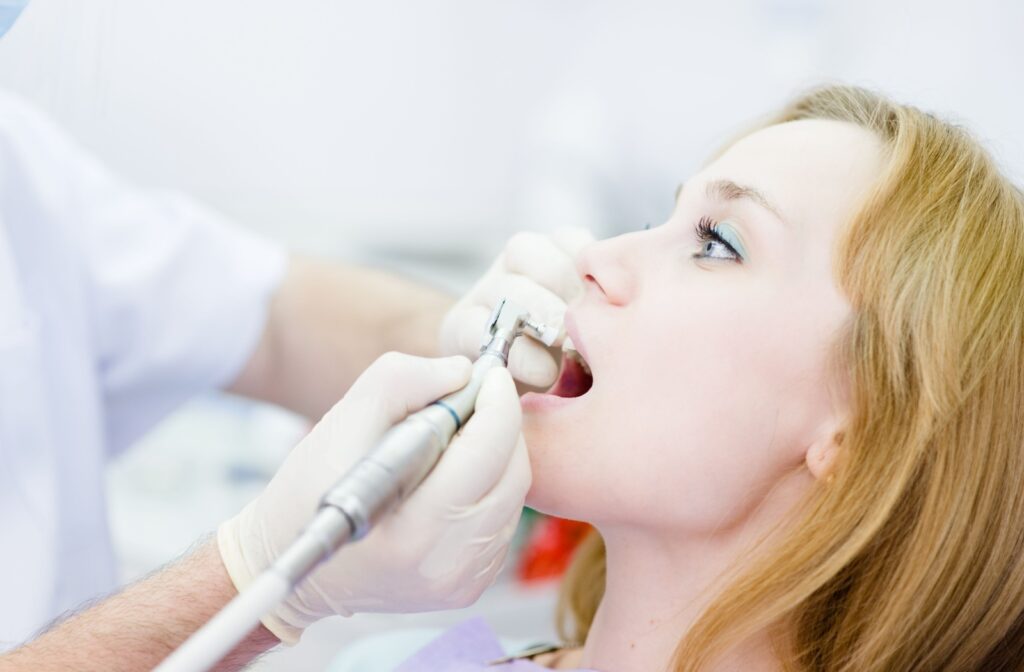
[537,84,1024,671]
[338,85,1024,671]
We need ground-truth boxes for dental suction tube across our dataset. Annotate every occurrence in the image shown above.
[154,299,557,672]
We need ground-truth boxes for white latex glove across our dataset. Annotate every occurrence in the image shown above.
[440,229,594,388]
[218,352,530,645]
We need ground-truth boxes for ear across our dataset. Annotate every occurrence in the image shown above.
[805,423,844,482]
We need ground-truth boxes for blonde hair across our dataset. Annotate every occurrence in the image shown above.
[556,85,1024,671]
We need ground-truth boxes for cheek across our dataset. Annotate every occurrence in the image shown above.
[523,286,844,532]
[523,371,787,530]
[597,339,791,529]
[522,409,598,518]
[524,299,796,528]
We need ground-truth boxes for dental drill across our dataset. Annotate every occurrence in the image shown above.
[154,299,557,672]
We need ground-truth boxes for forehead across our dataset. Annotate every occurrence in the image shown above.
[701,119,885,234]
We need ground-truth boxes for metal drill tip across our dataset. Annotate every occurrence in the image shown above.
[481,298,561,350]
[523,319,560,347]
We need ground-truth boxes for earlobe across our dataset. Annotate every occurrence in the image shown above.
[805,430,843,482]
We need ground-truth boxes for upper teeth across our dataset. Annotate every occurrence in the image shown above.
[562,337,592,376]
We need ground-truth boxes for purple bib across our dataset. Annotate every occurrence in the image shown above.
[394,618,596,672]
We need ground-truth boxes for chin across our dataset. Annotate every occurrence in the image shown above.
[518,345,599,518]
[520,428,584,519]
[524,479,573,519]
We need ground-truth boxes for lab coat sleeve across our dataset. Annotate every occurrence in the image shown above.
[0,92,288,455]
[88,190,289,456]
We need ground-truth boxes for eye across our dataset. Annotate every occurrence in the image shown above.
[693,216,744,263]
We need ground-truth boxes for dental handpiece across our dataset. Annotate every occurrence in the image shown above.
[153,299,557,672]
[270,298,558,588]
[306,297,558,554]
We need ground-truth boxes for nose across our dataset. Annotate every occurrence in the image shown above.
[576,233,639,306]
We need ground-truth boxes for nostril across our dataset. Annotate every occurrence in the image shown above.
[582,274,602,297]
[577,240,634,305]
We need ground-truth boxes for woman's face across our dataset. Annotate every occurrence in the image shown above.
[522,119,884,533]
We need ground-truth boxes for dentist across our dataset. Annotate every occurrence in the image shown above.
[0,2,588,669]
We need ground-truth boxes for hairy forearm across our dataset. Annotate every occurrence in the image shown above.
[230,255,455,418]
[0,540,278,672]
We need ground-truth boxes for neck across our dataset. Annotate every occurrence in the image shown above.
[579,527,780,672]
[572,457,816,671]
[577,524,780,672]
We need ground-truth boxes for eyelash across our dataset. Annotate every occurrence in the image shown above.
[694,216,743,262]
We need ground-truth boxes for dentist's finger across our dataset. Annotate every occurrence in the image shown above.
[318,353,472,452]
[507,337,560,388]
[482,273,570,335]
[448,518,522,607]
[443,279,568,385]
[413,368,523,507]
[503,232,584,302]
[443,303,493,359]
[444,303,559,387]
[461,436,531,529]
[550,226,596,258]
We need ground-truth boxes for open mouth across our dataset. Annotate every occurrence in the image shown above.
[547,338,594,398]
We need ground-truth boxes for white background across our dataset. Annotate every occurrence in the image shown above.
[0,1,1021,668]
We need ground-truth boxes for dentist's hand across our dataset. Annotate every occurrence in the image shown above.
[440,229,594,388]
[217,353,530,645]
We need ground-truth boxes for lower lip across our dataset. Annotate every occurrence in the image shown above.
[520,391,584,412]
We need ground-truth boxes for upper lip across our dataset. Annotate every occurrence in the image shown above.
[562,311,591,365]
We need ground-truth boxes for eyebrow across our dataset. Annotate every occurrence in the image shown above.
[703,179,786,223]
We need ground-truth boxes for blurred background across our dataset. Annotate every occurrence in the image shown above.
[0,0,1020,668]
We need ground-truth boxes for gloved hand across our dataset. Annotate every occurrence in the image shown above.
[217,352,530,645]
[440,229,594,388]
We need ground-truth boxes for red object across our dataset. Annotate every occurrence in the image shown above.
[517,516,592,583]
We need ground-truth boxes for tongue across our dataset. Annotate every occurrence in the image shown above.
[549,356,593,398]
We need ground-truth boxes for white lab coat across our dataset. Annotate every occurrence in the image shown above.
[0,91,287,647]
